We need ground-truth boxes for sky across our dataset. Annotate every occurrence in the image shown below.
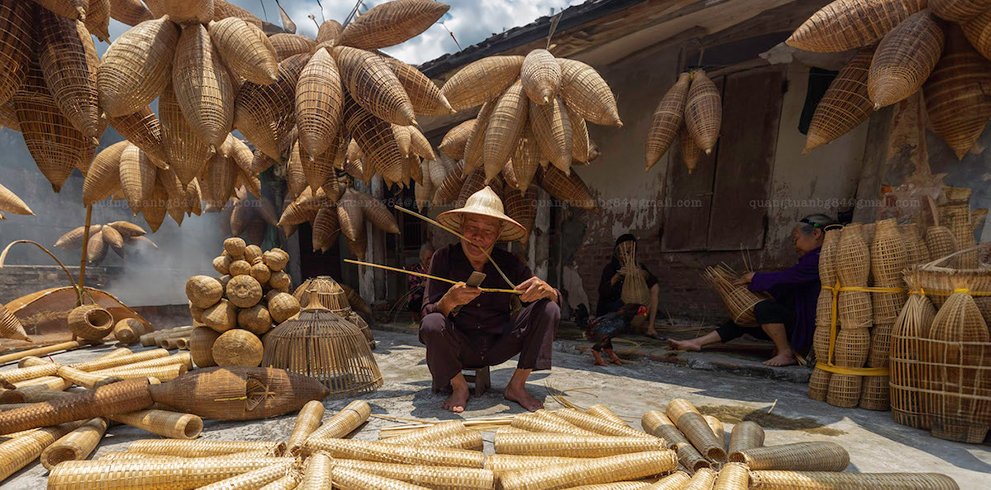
[105,0,586,65]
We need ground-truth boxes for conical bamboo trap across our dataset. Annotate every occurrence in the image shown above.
[702,264,771,327]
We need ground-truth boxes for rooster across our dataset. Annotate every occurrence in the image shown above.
[578,303,649,366]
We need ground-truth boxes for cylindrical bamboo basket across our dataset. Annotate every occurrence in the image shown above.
[113,318,147,345]
[296,451,333,489]
[646,471,692,490]
[498,451,678,490]
[101,352,194,373]
[331,465,433,490]
[0,378,152,435]
[666,399,726,462]
[683,467,717,490]
[94,364,186,383]
[586,405,628,427]
[126,439,285,457]
[675,442,711,472]
[141,327,195,347]
[304,438,484,468]
[747,470,960,490]
[512,411,600,437]
[67,305,115,341]
[47,456,289,490]
[703,415,725,449]
[110,409,203,440]
[421,430,484,451]
[554,408,653,439]
[212,328,264,367]
[196,460,297,490]
[12,376,73,391]
[0,363,60,384]
[641,411,690,449]
[890,292,938,429]
[0,421,83,481]
[859,375,891,411]
[72,349,171,372]
[331,459,495,490]
[713,462,749,490]
[727,421,764,460]
[494,432,665,458]
[307,400,370,440]
[40,418,107,470]
[484,455,584,475]
[287,400,325,454]
[826,373,863,408]
[381,420,466,445]
[728,442,849,471]
[55,365,121,389]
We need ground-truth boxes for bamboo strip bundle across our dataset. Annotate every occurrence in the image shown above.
[727,421,764,459]
[713,462,749,490]
[787,0,926,52]
[126,439,285,457]
[645,72,690,170]
[891,292,938,429]
[747,470,960,489]
[666,399,726,462]
[303,438,485,468]
[554,409,654,440]
[494,432,665,458]
[499,451,678,490]
[729,442,849,471]
[511,412,599,437]
[97,353,193,374]
[338,0,449,50]
[286,400,324,454]
[559,58,621,127]
[924,27,991,160]
[441,56,525,110]
[0,378,152,435]
[98,17,180,118]
[331,459,495,490]
[381,420,466,444]
[110,410,203,440]
[869,9,946,109]
[641,411,690,449]
[587,405,628,427]
[39,418,107,470]
[0,421,83,481]
[47,456,289,489]
[197,460,297,490]
[683,468,717,489]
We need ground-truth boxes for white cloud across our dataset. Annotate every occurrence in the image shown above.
[105,0,584,65]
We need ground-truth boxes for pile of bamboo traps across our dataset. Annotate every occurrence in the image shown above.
[702,264,771,327]
[53,221,156,265]
[185,237,301,369]
[790,1,991,159]
[0,181,34,220]
[222,186,280,246]
[435,46,619,212]
[644,70,722,174]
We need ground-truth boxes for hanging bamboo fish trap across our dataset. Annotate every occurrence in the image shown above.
[868,9,946,109]
[806,47,876,153]
[262,291,382,398]
[645,72,690,170]
[787,0,927,52]
[924,27,991,160]
[703,264,770,327]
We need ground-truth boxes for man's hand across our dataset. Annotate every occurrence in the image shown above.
[438,283,482,316]
[734,272,755,286]
[516,276,556,303]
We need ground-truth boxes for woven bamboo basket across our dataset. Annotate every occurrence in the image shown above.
[295,451,333,489]
[202,299,236,332]
[494,432,664,458]
[197,460,297,490]
[86,231,108,265]
[334,45,414,127]
[814,294,833,354]
[227,275,263,308]
[962,9,991,57]
[95,352,193,372]
[119,144,157,214]
[111,409,203,440]
[55,365,120,389]
[833,328,871,366]
[553,409,650,439]
[267,33,314,61]
[264,249,290,272]
[186,275,224,309]
[586,405,627,426]
[383,55,454,116]
[915,258,991,321]
[39,418,107,470]
[484,80,528,178]
[703,415,725,449]
[234,54,307,160]
[484,455,584,474]
[499,451,677,490]
[422,430,484,450]
[538,165,595,209]
[641,411,691,449]
[334,0,444,49]
[0,378,152,435]
[891,291,938,428]
[461,101,497,173]
[924,27,991,160]
[238,304,272,335]
[208,17,278,85]
[316,18,344,43]
[712,462,749,490]
[932,0,990,22]
[173,23,234,149]
[647,472,692,490]
[356,191,400,234]
[838,290,873,329]
[108,106,168,164]
[161,0,214,24]
[787,0,926,52]
[868,322,895,367]
[37,11,100,139]
[837,224,870,286]
[286,400,324,454]
[72,348,171,372]
[225,237,247,258]
[0,363,60,384]
[530,97,573,173]
[511,412,599,437]
[303,438,484,468]
[336,188,365,241]
[442,55,524,110]
[67,304,115,341]
[333,459,494,490]
[98,16,179,118]
[0,421,83,481]
[13,376,73,391]
[559,58,621,127]
[267,292,301,324]
[873,291,906,325]
[567,105,592,164]
[440,120,475,160]
[681,467,717,489]
[210,0,262,25]
[343,99,405,183]
[505,185,538,244]
[729,442,848,471]
[331,465,431,490]
[521,49,561,105]
[161,82,215,186]
[381,420,466,445]
[48,456,288,489]
[901,223,931,265]
[684,70,720,154]
[666,399,726,462]
[306,400,369,441]
[257,472,302,490]
[941,204,978,269]
[0,0,31,107]
[296,48,343,158]
[645,72,690,170]
[860,374,891,411]
[702,265,770,327]
[818,225,840,283]
[727,420,764,461]
[925,227,958,267]
[869,9,946,108]
[249,260,272,285]
[872,218,908,287]
[826,372,863,407]
[748,470,959,489]
[85,0,112,42]
[620,243,651,306]
[211,329,264,367]
[0,304,29,342]
[81,142,126,205]
[126,439,284,457]
[109,0,155,26]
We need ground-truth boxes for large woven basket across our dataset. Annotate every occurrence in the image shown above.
[558,58,621,127]
[645,72,689,169]
[441,55,524,110]
[891,283,939,429]
[684,70,721,154]
[787,0,926,52]
[915,252,991,323]
[924,27,991,160]
[868,9,946,109]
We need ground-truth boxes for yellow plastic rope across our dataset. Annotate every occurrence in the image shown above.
[344,259,522,295]
[822,281,890,377]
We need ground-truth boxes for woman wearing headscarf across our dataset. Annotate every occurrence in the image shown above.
[668,214,834,366]
[596,234,661,339]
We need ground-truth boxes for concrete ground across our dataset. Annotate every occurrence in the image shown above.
[2,328,988,488]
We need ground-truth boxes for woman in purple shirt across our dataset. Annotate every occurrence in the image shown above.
[669,214,834,366]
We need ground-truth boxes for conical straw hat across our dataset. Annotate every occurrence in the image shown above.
[437,186,526,242]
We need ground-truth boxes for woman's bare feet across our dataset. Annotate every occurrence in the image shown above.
[667,338,702,352]
[504,383,544,411]
[442,384,469,413]
[763,351,796,367]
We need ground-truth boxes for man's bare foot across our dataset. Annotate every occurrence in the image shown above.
[505,383,544,411]
[763,352,796,367]
[605,349,625,365]
[592,350,608,366]
[442,384,469,413]
[667,338,702,352]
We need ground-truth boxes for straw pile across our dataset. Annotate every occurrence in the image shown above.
[53,221,155,265]
[184,238,300,367]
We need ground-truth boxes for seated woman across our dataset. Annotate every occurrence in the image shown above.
[597,234,661,339]
[668,214,833,366]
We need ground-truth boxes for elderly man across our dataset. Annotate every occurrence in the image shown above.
[420,187,560,413]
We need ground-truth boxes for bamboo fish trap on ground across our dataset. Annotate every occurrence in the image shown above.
[702,264,770,327]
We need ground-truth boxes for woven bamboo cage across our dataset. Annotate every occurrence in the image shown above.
[296,48,343,158]
[160,0,214,24]
[941,204,979,269]
[869,9,946,109]
[963,8,991,57]
[826,373,862,408]
[413,431,484,451]
[860,374,891,411]
[538,165,595,209]
[47,456,289,490]
[173,23,234,149]
[932,0,991,22]
[684,70,720,154]
[0,363,59,384]
[499,451,678,490]
[463,100,496,172]
[0,378,152,435]
[119,144,157,214]
[212,329,264,367]
[559,58,621,127]
[208,17,278,85]
[303,438,484,468]
[161,82,215,186]
[916,254,991,321]
[530,97,573,172]
[202,299,236,332]
[814,292,833,352]
[338,0,448,50]
[334,45,414,127]
[343,98,405,183]
[0,304,29,342]
[619,242,651,306]
[197,460,297,490]
[924,27,991,160]
[440,120,475,159]
[95,352,193,372]
[787,0,926,52]
[495,432,664,458]
[666,399,726,462]
[295,451,333,489]
[484,455,583,474]
[553,409,651,439]
[520,49,562,105]
[234,54,307,160]
[891,289,938,428]
[333,459,493,490]
[702,264,770,327]
[267,33,314,61]
[484,81,528,178]
[107,106,168,164]
[37,10,100,140]
[837,224,870,286]
[356,191,400,234]
[148,367,329,421]
[567,105,591,164]
[872,219,908,286]
[748,470,959,489]
[258,473,302,490]
[39,418,107,470]
[0,0,31,108]
[728,441,849,471]
[67,304,115,341]
[109,0,155,26]
[267,292,301,324]
[381,54,453,117]
[926,226,959,268]
[442,55,524,110]
[111,409,203,440]
[868,322,895,367]
[0,421,83,481]
[833,328,871,367]
[84,0,111,42]
[81,142,125,205]
[126,439,284,457]
[645,72,690,170]
[97,16,179,118]
[316,18,344,43]
[505,185,538,244]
